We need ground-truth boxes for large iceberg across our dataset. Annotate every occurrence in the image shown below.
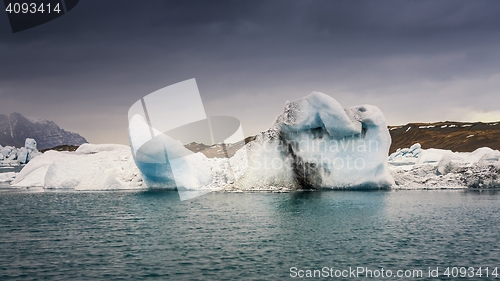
[233,92,394,189]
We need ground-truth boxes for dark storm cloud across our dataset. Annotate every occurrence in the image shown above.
[1,0,499,144]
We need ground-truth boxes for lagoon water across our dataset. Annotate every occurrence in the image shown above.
[1,188,500,280]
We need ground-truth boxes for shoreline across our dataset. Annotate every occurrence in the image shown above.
[3,184,499,193]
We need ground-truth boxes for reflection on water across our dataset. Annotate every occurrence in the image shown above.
[0,189,500,280]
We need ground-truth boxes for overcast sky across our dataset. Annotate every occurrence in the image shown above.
[1,0,499,144]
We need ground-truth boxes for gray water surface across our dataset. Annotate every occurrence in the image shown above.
[1,189,500,280]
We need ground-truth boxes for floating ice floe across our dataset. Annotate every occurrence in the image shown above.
[11,144,144,190]
[388,143,423,166]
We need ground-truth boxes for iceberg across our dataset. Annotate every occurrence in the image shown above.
[234,92,394,189]
[0,138,41,166]
[388,143,423,165]
[11,144,144,190]
[127,79,247,197]
[389,144,500,189]
[128,114,214,190]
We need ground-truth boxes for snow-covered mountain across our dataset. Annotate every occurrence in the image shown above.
[0,113,87,150]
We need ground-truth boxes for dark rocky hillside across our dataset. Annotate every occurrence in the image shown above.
[389,121,500,153]
[0,113,87,150]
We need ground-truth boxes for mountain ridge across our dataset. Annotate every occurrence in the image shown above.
[0,113,87,150]
[388,121,500,153]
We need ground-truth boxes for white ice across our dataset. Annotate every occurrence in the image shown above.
[389,144,500,189]
[128,114,214,190]
[0,172,16,183]
[0,138,41,166]
[11,144,144,190]
[233,92,394,190]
